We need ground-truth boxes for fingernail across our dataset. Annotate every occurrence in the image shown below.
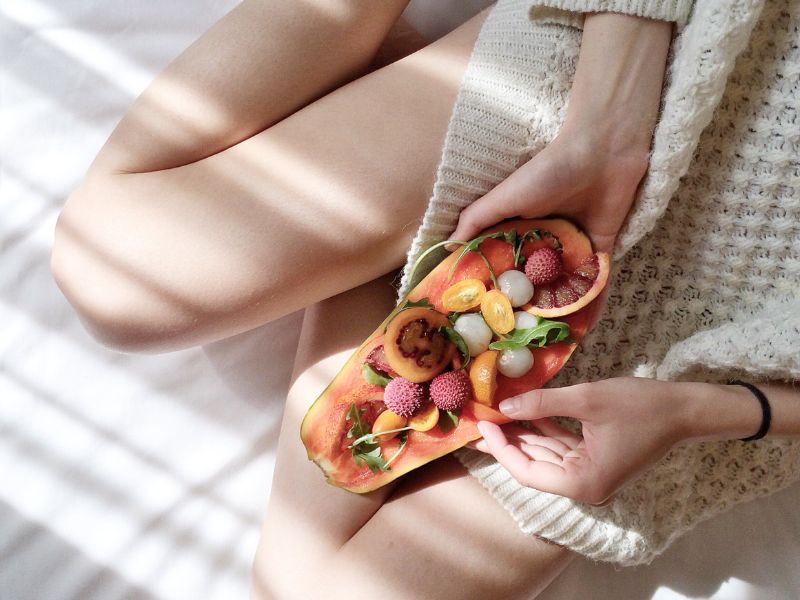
[498,397,519,416]
[475,440,488,453]
[476,421,490,436]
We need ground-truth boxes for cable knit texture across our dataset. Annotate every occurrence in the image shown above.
[397,0,800,565]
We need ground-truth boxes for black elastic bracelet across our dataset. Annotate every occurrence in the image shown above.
[729,379,771,442]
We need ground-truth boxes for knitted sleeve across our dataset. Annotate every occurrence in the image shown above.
[529,0,694,28]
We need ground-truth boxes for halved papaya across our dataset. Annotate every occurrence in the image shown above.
[300,218,604,493]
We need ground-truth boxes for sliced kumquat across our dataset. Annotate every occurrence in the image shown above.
[480,289,515,334]
[408,402,440,432]
[469,350,499,406]
[442,278,487,312]
[372,409,408,443]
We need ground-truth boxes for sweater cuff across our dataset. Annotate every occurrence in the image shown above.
[529,0,694,29]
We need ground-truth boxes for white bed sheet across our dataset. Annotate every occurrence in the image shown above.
[1,1,797,599]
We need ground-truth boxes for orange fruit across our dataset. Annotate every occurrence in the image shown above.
[524,252,611,318]
[372,409,408,443]
[408,403,440,432]
[442,279,486,312]
[469,350,499,406]
[480,289,515,334]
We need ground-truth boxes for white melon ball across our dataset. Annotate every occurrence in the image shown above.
[453,313,493,356]
[513,311,540,331]
[497,347,534,378]
[497,269,534,307]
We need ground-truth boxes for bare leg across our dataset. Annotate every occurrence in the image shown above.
[253,274,574,600]
[51,6,488,352]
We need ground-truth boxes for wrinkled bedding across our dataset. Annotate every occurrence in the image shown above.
[1,1,798,598]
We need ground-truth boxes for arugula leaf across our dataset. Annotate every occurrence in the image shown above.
[446,231,506,284]
[440,325,470,368]
[384,432,408,469]
[488,319,571,350]
[404,239,465,295]
[362,363,392,387]
[353,445,389,473]
[346,404,391,473]
[448,312,461,324]
[401,297,434,311]
[439,409,460,433]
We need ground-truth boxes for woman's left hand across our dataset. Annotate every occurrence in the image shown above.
[473,377,706,505]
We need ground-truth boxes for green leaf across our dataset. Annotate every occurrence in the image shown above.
[401,297,434,311]
[404,240,465,296]
[439,409,460,433]
[440,326,470,367]
[362,363,392,387]
[354,445,389,473]
[346,403,391,473]
[346,403,369,441]
[488,319,571,350]
[384,432,408,469]
[448,312,461,324]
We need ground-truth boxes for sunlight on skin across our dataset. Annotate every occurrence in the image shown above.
[52,10,489,352]
[254,272,573,600]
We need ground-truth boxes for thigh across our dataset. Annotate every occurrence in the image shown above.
[54,10,488,351]
[253,273,573,600]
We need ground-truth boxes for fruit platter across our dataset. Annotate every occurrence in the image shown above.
[300,218,610,493]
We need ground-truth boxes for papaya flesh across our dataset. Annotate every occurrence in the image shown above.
[300,218,602,493]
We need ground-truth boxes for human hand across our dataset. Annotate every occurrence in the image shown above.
[449,13,673,254]
[473,377,703,505]
[448,134,648,254]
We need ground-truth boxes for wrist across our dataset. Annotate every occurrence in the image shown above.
[561,13,672,159]
[678,382,764,443]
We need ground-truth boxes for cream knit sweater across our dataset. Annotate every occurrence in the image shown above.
[398,0,800,565]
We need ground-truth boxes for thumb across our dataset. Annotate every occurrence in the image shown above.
[448,161,556,244]
[498,386,586,420]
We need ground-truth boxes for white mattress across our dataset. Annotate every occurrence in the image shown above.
[1,1,797,598]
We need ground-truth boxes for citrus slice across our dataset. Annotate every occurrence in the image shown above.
[442,279,486,312]
[523,252,610,318]
[480,289,515,334]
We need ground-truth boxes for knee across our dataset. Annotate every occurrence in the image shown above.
[50,196,196,353]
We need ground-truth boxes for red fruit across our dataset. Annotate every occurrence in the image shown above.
[429,370,472,411]
[365,345,396,377]
[525,247,563,285]
[524,252,611,318]
[384,377,427,417]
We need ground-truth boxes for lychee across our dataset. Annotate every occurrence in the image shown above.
[429,370,471,411]
[383,377,426,417]
[524,247,562,285]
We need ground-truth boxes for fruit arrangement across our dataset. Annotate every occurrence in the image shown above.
[300,218,610,493]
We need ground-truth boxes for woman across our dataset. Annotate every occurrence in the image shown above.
[51,1,800,598]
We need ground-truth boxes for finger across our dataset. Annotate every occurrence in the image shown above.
[448,162,555,244]
[503,423,573,456]
[520,443,563,464]
[498,386,587,420]
[530,418,582,450]
[478,421,579,495]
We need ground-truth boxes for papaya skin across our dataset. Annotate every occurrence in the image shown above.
[300,218,600,494]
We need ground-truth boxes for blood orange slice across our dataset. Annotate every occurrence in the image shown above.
[523,252,610,318]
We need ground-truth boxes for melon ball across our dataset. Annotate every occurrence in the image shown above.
[513,311,540,331]
[497,269,534,307]
[453,313,493,356]
[497,347,534,378]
